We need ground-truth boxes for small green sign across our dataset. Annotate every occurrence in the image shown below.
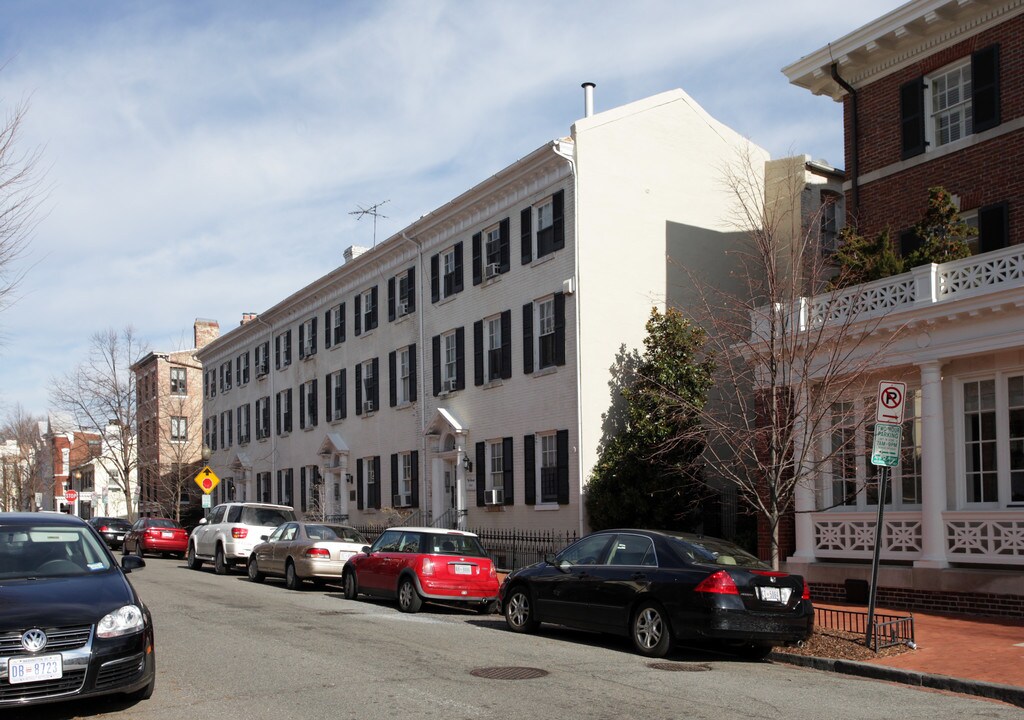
[201,494,212,509]
[871,422,903,467]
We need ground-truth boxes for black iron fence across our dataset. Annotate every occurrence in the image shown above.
[815,606,916,651]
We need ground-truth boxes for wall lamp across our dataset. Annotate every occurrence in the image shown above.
[461,454,473,472]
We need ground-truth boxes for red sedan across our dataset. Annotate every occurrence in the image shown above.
[123,517,189,559]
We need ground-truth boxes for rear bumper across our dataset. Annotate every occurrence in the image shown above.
[141,538,187,554]
[417,578,500,604]
[294,558,345,579]
[686,601,814,644]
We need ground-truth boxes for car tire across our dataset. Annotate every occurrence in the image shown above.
[214,546,228,575]
[247,557,265,583]
[631,601,671,658]
[397,577,422,613]
[186,544,203,570]
[504,586,539,633]
[135,544,145,559]
[343,570,358,600]
[285,561,302,591]
[124,675,155,703]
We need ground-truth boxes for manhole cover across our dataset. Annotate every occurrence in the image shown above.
[648,662,712,672]
[317,610,357,616]
[470,666,549,680]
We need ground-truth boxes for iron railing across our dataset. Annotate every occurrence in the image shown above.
[815,606,916,651]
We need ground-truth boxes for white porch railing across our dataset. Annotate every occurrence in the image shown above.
[945,511,1024,565]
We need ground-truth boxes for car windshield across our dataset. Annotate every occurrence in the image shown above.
[148,519,180,529]
[424,533,488,557]
[310,525,367,543]
[671,536,767,569]
[0,524,114,579]
[240,507,296,527]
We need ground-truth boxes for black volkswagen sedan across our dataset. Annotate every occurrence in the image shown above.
[0,513,156,708]
[499,529,813,659]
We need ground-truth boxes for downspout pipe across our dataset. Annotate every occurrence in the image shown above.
[400,232,428,514]
[253,314,276,497]
[830,63,859,218]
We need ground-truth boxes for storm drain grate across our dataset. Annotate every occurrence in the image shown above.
[648,662,712,672]
[470,666,549,680]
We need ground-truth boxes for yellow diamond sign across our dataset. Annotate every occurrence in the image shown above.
[194,466,220,495]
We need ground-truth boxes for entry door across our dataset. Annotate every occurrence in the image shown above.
[444,463,455,510]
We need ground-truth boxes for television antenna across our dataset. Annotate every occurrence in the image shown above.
[349,200,390,246]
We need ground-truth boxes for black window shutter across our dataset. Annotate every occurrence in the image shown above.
[522,302,534,374]
[388,277,396,322]
[900,77,926,159]
[299,385,306,429]
[310,379,317,426]
[472,232,482,286]
[275,335,281,369]
[454,242,464,293]
[475,442,486,507]
[521,207,532,264]
[898,228,922,258]
[552,189,565,251]
[556,429,569,505]
[406,268,416,312]
[286,389,292,432]
[554,292,566,366]
[340,369,347,419]
[324,310,332,348]
[355,364,362,414]
[972,45,1000,134]
[299,323,306,360]
[275,393,282,435]
[372,358,380,409]
[370,286,379,330]
[354,294,362,336]
[524,434,536,505]
[498,217,510,272]
[389,350,397,407]
[502,436,514,505]
[339,302,346,343]
[391,454,399,505]
[311,318,317,355]
[409,344,417,402]
[500,309,512,379]
[432,335,441,396]
[411,451,419,508]
[455,326,466,390]
[978,202,1008,253]
[325,373,333,420]
[357,459,364,510]
[373,457,382,509]
[430,254,440,303]
[473,320,484,386]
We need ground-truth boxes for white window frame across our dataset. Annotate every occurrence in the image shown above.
[534,198,554,257]
[442,247,457,298]
[221,410,233,448]
[330,304,344,344]
[220,361,232,392]
[362,360,375,411]
[395,273,412,315]
[361,289,374,330]
[484,224,501,266]
[485,315,502,382]
[170,416,187,443]
[399,452,413,498]
[256,397,270,440]
[329,369,345,421]
[255,342,270,376]
[238,404,251,445]
[302,379,316,428]
[398,347,412,404]
[443,331,457,386]
[536,296,556,370]
[926,58,972,151]
[301,318,316,357]
[488,441,503,492]
[170,367,187,396]
[538,432,558,505]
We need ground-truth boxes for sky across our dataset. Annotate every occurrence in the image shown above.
[0,0,900,420]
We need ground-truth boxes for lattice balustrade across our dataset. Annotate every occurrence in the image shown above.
[813,514,922,559]
[807,276,916,327]
[946,516,1024,565]
[938,246,1024,300]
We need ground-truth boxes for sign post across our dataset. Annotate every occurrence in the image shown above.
[866,381,906,649]
[193,466,220,519]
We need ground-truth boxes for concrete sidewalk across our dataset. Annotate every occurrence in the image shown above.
[772,603,1024,708]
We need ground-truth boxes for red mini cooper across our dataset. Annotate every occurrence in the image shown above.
[342,527,499,613]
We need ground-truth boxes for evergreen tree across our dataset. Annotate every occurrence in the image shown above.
[904,186,975,268]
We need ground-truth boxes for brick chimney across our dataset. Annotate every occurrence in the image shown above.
[193,319,220,349]
[344,245,370,264]
[240,313,258,326]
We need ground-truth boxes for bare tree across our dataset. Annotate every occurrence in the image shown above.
[50,327,147,521]
[0,404,44,511]
[664,151,905,569]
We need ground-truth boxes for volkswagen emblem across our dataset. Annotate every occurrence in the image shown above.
[21,628,47,653]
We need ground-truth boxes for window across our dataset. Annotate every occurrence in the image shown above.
[355,287,378,336]
[830,402,857,507]
[256,471,271,503]
[472,219,510,284]
[275,330,292,369]
[358,456,381,510]
[207,415,218,452]
[538,299,556,368]
[392,452,414,507]
[276,388,293,435]
[237,404,251,445]
[299,317,318,359]
[430,242,464,302]
[444,332,457,386]
[524,429,568,506]
[961,377,1007,505]
[235,351,250,386]
[277,468,294,507]
[432,329,464,396]
[255,341,270,376]
[390,345,416,407]
[170,367,187,395]
[489,441,503,491]
[327,368,347,421]
[521,190,565,263]
[540,434,558,504]
[474,312,511,385]
[220,410,232,448]
[256,396,270,440]
[523,294,565,374]
[930,59,972,148]
[819,190,841,255]
[299,379,318,429]
[389,268,416,320]
[900,391,922,506]
[325,302,346,347]
[205,370,216,398]
[220,361,232,393]
[170,416,187,442]
[356,358,379,414]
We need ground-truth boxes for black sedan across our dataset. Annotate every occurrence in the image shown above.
[499,529,813,659]
[87,517,132,550]
[0,513,156,708]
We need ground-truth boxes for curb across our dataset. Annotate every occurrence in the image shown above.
[771,651,1024,709]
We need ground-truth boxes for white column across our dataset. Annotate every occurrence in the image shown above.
[790,386,816,562]
[916,361,949,568]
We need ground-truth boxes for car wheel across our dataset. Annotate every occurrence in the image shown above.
[734,643,774,661]
[343,570,358,600]
[247,557,265,583]
[397,577,422,613]
[632,601,671,658]
[285,561,302,590]
[135,544,145,559]
[124,675,155,703]
[214,546,228,575]
[186,544,203,570]
[504,586,539,633]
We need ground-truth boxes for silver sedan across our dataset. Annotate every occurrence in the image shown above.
[247,522,368,590]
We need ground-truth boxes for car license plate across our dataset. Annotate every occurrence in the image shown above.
[453,563,472,575]
[115,534,124,540]
[162,531,174,538]
[757,586,782,602]
[8,654,62,684]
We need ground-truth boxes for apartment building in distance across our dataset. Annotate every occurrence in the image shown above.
[783,0,1024,615]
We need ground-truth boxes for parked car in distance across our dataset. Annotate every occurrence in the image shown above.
[248,522,368,590]
[187,502,297,575]
[499,529,813,659]
[342,527,499,613]
[0,512,155,708]
[123,517,188,559]
[87,517,132,550]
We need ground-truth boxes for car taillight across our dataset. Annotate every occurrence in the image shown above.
[145,528,160,536]
[305,548,330,559]
[99,526,110,532]
[488,564,496,579]
[421,558,435,576]
[694,570,739,595]
[231,528,248,539]
[802,580,811,600]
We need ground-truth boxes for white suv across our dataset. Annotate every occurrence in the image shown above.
[187,502,297,575]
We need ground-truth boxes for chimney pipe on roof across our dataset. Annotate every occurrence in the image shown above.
[582,82,595,118]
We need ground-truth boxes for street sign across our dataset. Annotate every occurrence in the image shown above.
[64,489,78,503]
[876,380,907,425]
[202,494,212,509]
[871,422,903,467]
[193,466,220,494]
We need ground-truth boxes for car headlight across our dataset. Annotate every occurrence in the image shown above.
[97,605,145,638]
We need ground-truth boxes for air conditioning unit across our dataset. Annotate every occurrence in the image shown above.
[393,493,411,508]
[303,342,314,357]
[397,301,410,317]
[485,263,500,279]
[362,400,375,414]
[484,488,504,505]
[444,378,457,393]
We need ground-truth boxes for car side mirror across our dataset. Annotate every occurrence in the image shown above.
[260,535,269,541]
[121,555,146,572]
[361,546,372,555]
[543,553,556,565]
[198,518,208,525]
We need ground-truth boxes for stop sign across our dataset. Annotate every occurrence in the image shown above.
[65,489,79,503]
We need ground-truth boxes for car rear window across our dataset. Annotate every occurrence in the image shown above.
[312,525,367,543]
[241,507,296,527]
[424,533,488,557]
[148,519,180,529]
[672,536,766,569]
